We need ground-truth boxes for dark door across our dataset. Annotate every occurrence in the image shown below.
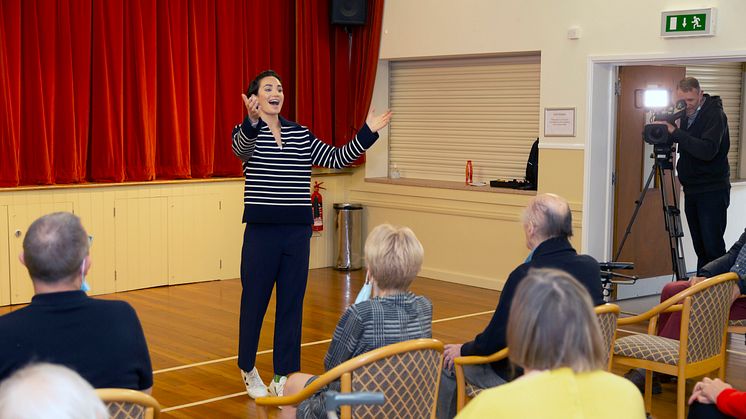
[613,65,686,278]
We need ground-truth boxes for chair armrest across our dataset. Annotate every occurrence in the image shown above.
[255,371,343,407]
[454,348,509,366]
[617,274,738,328]
[617,304,683,326]
[453,348,508,412]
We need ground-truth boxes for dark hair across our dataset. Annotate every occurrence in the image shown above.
[23,212,89,284]
[246,70,282,97]
[678,77,701,93]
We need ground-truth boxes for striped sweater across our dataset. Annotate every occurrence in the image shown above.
[231,116,378,224]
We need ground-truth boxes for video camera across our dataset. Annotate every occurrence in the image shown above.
[643,99,686,146]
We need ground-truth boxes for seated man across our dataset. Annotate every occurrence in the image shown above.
[437,193,605,419]
[657,226,746,340]
[0,212,153,392]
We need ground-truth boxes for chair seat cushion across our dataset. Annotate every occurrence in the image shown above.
[614,334,680,365]
[466,383,483,398]
[730,318,746,327]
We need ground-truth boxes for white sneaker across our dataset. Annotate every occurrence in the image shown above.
[241,368,268,399]
[268,375,287,397]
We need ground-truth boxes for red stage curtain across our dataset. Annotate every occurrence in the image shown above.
[188,0,216,178]
[0,0,380,186]
[0,0,21,186]
[333,0,385,165]
[269,0,296,123]
[156,0,190,179]
[213,0,248,177]
[124,0,157,181]
[295,0,334,145]
[90,0,125,182]
[54,0,92,183]
[19,0,57,184]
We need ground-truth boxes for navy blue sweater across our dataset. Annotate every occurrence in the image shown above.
[231,116,378,224]
[0,291,153,390]
[460,237,604,376]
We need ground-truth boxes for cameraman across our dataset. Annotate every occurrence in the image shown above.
[654,77,730,273]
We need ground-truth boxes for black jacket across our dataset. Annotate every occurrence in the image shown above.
[460,236,604,376]
[701,227,746,293]
[672,94,730,194]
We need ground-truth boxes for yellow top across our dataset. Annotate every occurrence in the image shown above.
[456,368,646,419]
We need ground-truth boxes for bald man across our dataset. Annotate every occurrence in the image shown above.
[437,194,604,419]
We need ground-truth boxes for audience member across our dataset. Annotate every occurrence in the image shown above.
[658,226,746,340]
[0,212,153,391]
[279,224,432,418]
[437,193,605,419]
[626,227,746,392]
[456,268,645,418]
[0,362,108,419]
[689,377,745,419]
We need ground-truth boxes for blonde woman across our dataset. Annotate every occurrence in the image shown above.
[457,268,645,419]
[280,224,432,418]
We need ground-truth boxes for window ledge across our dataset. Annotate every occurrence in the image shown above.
[365,177,536,195]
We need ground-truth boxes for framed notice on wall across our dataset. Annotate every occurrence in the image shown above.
[544,107,576,137]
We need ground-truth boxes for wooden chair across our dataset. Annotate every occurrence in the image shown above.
[612,272,738,419]
[453,347,508,412]
[255,338,444,419]
[727,296,746,334]
[595,303,621,370]
[95,389,160,419]
[453,303,620,412]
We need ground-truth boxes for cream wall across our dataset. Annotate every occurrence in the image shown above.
[350,0,746,290]
[0,173,350,306]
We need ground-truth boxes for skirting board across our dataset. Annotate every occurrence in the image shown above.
[419,267,506,292]
[615,274,683,300]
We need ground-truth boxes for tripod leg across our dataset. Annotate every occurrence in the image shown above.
[657,165,688,280]
[614,164,657,262]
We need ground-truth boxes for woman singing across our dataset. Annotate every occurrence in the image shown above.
[231,70,392,399]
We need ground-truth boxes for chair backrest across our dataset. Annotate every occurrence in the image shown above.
[343,339,443,419]
[683,278,735,363]
[96,389,161,419]
[594,303,620,370]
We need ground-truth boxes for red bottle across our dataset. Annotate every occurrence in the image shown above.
[466,160,473,185]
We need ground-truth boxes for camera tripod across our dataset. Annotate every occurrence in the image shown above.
[614,144,688,280]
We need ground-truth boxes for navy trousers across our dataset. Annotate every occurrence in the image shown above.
[684,188,729,273]
[238,223,311,375]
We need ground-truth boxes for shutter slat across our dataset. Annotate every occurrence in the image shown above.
[686,64,743,179]
[389,56,540,182]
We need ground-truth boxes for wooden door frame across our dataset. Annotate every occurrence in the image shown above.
[583,51,746,266]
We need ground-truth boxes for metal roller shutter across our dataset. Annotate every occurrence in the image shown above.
[686,63,744,179]
[389,55,540,182]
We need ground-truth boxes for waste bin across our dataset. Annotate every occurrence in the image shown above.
[334,203,363,270]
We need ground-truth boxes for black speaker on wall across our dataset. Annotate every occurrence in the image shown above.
[330,0,367,26]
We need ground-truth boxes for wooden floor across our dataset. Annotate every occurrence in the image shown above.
[3,268,746,418]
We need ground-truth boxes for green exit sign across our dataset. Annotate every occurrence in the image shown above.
[661,8,716,37]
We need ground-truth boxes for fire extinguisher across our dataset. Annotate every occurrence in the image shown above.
[311,181,326,232]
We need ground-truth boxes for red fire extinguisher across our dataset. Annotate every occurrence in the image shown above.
[311,181,326,232]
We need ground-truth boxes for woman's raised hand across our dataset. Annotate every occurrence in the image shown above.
[366,107,393,133]
[242,94,261,124]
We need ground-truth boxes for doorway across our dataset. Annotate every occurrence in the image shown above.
[612,65,685,279]
[583,53,746,296]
